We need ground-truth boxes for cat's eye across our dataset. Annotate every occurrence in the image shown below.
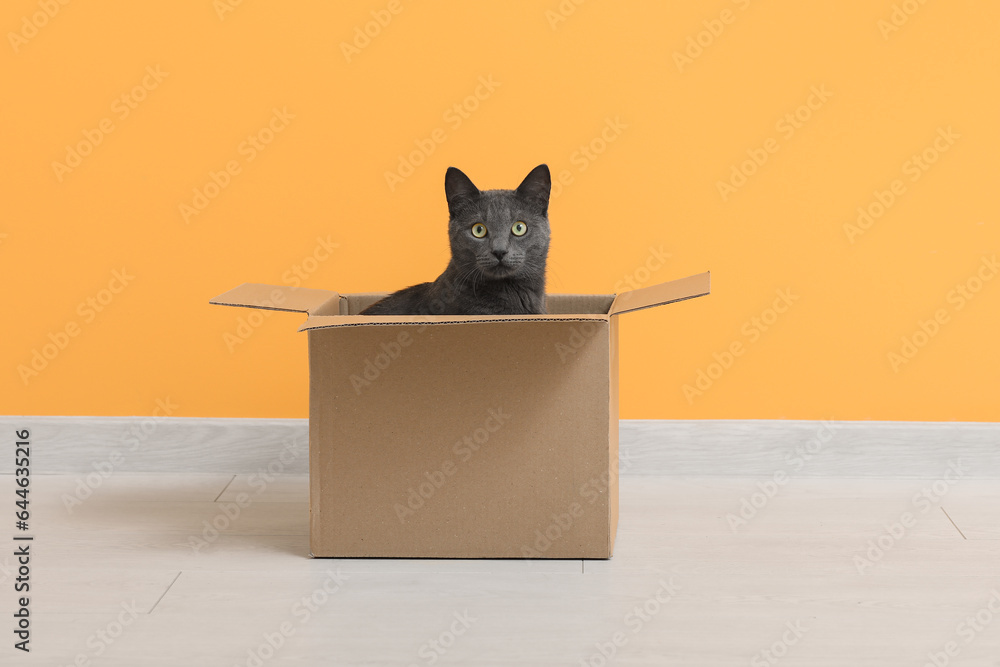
[471,223,487,238]
[511,221,527,236]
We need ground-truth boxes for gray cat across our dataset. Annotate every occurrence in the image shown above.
[360,164,551,316]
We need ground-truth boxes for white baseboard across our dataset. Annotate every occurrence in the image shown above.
[1,416,997,477]
[620,419,997,478]
[1,415,307,475]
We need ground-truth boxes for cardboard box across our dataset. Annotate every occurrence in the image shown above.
[210,271,709,558]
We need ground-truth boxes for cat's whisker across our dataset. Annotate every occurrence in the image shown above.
[471,266,485,299]
[454,265,478,290]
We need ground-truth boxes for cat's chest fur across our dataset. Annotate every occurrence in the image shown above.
[363,275,545,316]
[432,276,545,315]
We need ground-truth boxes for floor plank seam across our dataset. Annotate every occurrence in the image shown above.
[939,507,967,539]
[148,572,182,614]
[213,475,237,502]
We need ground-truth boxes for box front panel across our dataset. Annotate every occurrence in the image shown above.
[308,320,611,558]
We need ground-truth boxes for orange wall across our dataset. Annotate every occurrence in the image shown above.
[2,1,997,420]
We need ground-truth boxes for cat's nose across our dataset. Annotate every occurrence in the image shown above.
[492,249,507,261]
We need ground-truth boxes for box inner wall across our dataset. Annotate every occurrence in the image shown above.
[343,293,615,315]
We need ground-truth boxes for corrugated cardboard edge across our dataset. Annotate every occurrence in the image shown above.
[297,313,610,331]
[212,272,711,324]
[608,317,620,558]
[308,331,321,559]
[609,271,711,316]
[209,283,339,314]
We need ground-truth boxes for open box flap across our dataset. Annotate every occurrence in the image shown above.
[210,283,339,314]
[609,271,711,316]
[297,313,609,331]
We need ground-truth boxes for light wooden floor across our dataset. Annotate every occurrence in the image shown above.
[2,472,998,666]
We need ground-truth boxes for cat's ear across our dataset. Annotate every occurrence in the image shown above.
[516,164,551,215]
[445,167,480,214]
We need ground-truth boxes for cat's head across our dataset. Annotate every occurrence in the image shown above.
[444,164,551,281]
